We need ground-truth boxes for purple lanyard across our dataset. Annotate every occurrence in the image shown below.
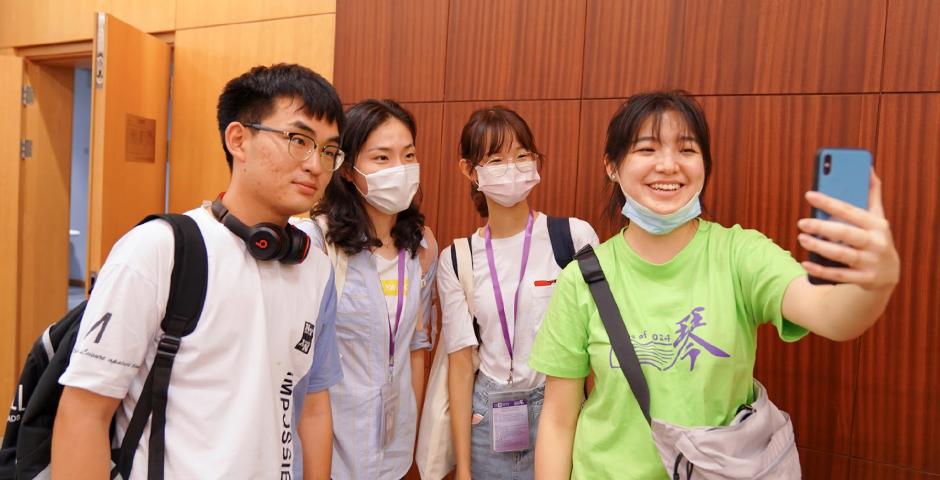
[386,249,407,377]
[484,210,534,383]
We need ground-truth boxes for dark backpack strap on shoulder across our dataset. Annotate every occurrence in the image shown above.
[113,214,208,480]
[547,216,576,268]
[465,236,482,345]
[574,245,651,425]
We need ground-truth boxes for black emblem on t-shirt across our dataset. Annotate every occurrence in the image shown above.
[85,312,112,344]
[295,322,315,354]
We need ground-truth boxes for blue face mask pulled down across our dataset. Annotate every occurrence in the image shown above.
[620,188,701,235]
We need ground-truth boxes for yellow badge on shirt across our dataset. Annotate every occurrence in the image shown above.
[381,279,408,296]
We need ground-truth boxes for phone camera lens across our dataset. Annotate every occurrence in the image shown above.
[823,155,832,175]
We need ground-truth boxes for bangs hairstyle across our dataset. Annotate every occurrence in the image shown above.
[459,106,543,217]
[603,90,713,222]
[312,99,426,257]
[216,63,345,171]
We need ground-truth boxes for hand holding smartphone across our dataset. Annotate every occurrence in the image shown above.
[806,148,872,285]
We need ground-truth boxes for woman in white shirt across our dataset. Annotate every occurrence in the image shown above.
[438,106,599,479]
[308,99,437,479]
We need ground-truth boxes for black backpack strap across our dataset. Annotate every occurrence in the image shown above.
[465,236,482,345]
[113,213,208,480]
[574,245,651,425]
[547,216,576,268]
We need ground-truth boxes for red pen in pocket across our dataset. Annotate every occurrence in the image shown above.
[533,279,556,287]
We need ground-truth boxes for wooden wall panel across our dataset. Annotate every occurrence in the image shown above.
[882,0,940,92]
[168,15,336,212]
[582,0,886,98]
[851,94,940,474]
[19,62,73,369]
[849,459,940,480]
[399,102,444,234]
[798,449,850,480]
[435,100,581,248]
[334,0,448,103]
[574,99,624,241]
[444,0,586,101]
[176,0,334,31]
[0,55,23,418]
[0,0,174,48]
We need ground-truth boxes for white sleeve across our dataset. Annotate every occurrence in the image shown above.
[569,217,600,251]
[437,246,478,354]
[59,221,173,399]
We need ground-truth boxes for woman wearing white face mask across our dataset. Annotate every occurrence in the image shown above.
[437,107,598,480]
[530,91,900,479]
[306,99,437,480]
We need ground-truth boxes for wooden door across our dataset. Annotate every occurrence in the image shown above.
[87,12,171,281]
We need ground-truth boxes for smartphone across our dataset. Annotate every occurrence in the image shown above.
[808,148,872,285]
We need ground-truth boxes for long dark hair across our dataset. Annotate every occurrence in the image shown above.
[312,99,426,257]
[603,90,713,221]
[458,106,543,217]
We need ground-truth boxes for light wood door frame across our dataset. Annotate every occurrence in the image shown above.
[0,55,25,419]
[18,59,76,372]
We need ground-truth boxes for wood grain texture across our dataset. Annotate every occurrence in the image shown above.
[435,100,581,249]
[849,459,940,480]
[582,0,886,97]
[168,15,335,212]
[0,55,23,418]
[882,0,940,92]
[176,0,334,31]
[850,94,940,474]
[334,0,449,103]
[444,0,586,101]
[19,61,73,369]
[798,449,850,480]
[87,13,171,277]
[398,102,445,234]
[0,0,174,48]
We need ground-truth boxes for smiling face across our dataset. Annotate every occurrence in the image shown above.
[607,109,705,215]
[232,96,340,218]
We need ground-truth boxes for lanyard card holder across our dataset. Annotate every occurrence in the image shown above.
[488,389,530,453]
[380,381,400,449]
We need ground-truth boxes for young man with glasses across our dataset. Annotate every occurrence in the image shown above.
[51,64,344,480]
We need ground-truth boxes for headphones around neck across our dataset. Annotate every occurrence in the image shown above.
[210,199,310,264]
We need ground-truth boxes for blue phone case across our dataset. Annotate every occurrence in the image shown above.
[808,148,872,284]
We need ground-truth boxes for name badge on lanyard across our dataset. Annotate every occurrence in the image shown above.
[483,212,535,452]
[381,249,406,448]
[489,390,530,452]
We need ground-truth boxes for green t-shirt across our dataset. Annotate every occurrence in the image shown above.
[528,221,807,479]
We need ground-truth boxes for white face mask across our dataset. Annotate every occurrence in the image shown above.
[354,163,420,215]
[474,160,541,208]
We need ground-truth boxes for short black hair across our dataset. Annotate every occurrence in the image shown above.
[604,90,713,221]
[313,99,427,257]
[216,63,344,171]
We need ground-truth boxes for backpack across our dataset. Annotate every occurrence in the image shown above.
[449,215,576,342]
[0,213,209,480]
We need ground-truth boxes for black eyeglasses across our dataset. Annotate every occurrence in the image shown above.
[242,123,345,171]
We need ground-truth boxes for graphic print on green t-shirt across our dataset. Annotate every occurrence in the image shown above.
[528,221,808,480]
[611,306,731,373]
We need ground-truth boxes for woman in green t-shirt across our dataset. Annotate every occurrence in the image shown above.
[528,91,900,479]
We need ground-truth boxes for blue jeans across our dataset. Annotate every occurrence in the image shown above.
[470,373,544,480]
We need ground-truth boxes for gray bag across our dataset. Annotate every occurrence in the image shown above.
[575,246,801,479]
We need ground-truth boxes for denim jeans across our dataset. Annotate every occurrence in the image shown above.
[470,373,545,480]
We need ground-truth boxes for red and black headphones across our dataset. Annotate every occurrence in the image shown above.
[210,196,310,264]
